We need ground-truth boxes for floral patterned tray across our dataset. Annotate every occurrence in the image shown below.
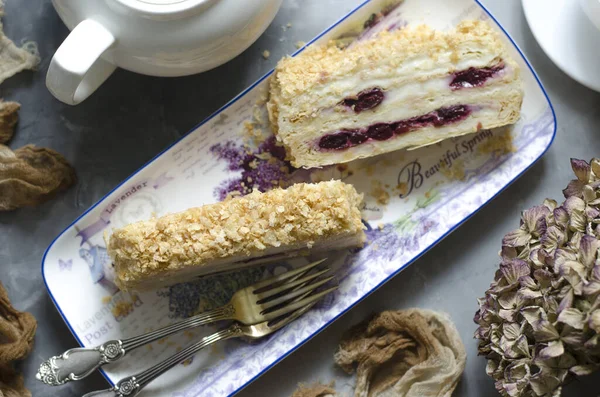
[41,0,556,395]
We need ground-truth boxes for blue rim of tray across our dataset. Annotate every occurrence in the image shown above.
[41,0,557,393]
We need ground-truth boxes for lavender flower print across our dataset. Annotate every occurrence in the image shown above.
[210,136,308,200]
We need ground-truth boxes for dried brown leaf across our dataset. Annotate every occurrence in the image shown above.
[0,282,36,397]
[291,382,336,397]
[0,363,30,397]
[0,101,19,144]
[0,144,76,211]
[334,309,466,397]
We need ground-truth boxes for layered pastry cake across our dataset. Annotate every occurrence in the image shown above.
[267,20,523,168]
[106,180,365,291]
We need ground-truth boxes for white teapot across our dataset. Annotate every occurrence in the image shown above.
[47,0,282,105]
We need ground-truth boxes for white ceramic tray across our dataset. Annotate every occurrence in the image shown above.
[42,0,556,395]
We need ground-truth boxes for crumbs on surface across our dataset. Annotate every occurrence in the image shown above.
[242,106,271,146]
[365,164,376,177]
[440,158,466,181]
[336,164,354,179]
[477,127,515,155]
[262,50,271,59]
[101,296,112,305]
[370,180,391,205]
[396,182,408,197]
[111,300,134,318]
[295,41,306,49]
[243,121,262,141]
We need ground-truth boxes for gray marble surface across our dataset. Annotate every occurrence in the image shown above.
[1,0,600,396]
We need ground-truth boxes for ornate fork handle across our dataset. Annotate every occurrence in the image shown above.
[83,326,242,397]
[36,304,235,386]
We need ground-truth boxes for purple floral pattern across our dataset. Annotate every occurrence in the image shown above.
[210,136,294,200]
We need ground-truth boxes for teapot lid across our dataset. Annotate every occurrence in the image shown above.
[115,0,216,19]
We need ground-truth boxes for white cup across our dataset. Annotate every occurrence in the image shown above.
[580,0,600,30]
[47,0,283,105]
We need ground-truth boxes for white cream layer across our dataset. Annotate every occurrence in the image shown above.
[285,81,518,143]
[289,47,507,113]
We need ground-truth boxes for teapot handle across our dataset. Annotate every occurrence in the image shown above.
[46,19,116,105]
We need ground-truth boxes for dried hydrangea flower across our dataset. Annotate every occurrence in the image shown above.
[475,158,600,397]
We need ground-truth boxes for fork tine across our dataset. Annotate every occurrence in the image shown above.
[250,258,327,292]
[255,268,330,301]
[262,286,338,320]
[259,277,328,332]
[259,276,334,311]
[264,299,318,331]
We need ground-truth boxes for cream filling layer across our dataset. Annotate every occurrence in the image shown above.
[284,48,509,113]
[280,80,521,144]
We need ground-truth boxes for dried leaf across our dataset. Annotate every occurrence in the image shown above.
[291,383,336,397]
[529,373,561,396]
[541,226,566,252]
[553,207,569,228]
[501,260,531,285]
[503,323,522,340]
[518,288,542,300]
[0,282,37,397]
[0,284,36,363]
[570,364,598,376]
[560,330,585,347]
[0,101,19,144]
[563,179,585,199]
[499,291,522,310]
[589,310,600,333]
[0,8,40,85]
[503,228,531,248]
[544,199,558,212]
[557,308,586,330]
[334,309,466,397]
[570,158,591,183]
[560,261,587,294]
[539,340,565,359]
[509,335,530,359]
[0,363,30,397]
[521,307,559,342]
[592,159,600,179]
[557,289,574,314]
[580,235,600,268]
[0,144,76,211]
[522,206,550,237]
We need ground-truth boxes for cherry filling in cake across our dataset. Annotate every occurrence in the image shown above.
[318,105,472,151]
[338,65,504,116]
[342,88,385,113]
[450,63,505,90]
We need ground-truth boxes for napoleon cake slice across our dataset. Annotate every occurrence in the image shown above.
[106,180,365,291]
[267,20,523,168]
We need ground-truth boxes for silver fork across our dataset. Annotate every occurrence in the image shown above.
[37,259,334,386]
[81,290,329,397]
